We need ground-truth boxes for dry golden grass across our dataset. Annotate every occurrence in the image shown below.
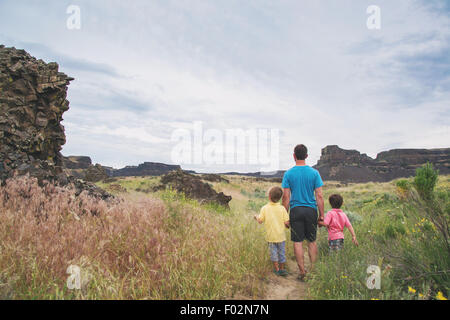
[0,175,269,299]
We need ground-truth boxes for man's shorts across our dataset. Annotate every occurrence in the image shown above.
[289,206,318,242]
[268,241,286,263]
[329,238,344,251]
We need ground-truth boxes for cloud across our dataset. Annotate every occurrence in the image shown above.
[0,0,449,172]
[0,37,122,78]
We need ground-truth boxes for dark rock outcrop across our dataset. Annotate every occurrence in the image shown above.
[84,164,109,183]
[112,162,181,177]
[200,174,230,183]
[0,45,73,182]
[222,170,285,179]
[62,156,110,182]
[154,169,232,208]
[0,46,110,199]
[63,156,92,169]
[314,145,450,183]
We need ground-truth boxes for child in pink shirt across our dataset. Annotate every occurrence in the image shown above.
[319,194,358,251]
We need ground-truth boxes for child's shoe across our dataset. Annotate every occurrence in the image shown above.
[278,269,288,277]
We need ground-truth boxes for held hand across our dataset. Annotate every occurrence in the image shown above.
[318,217,325,228]
[352,236,359,246]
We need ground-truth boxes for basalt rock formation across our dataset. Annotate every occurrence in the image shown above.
[0,46,110,199]
[314,145,450,183]
[112,162,182,177]
[63,156,92,169]
[63,155,110,182]
[222,170,286,179]
[154,169,232,208]
[200,173,230,183]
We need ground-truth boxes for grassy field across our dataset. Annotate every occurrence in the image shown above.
[0,168,448,300]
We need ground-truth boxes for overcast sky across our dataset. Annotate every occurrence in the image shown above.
[0,0,449,172]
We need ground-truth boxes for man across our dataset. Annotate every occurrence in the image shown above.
[282,144,324,281]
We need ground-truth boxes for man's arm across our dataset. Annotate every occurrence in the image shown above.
[282,188,291,212]
[315,187,324,221]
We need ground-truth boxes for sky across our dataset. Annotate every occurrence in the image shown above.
[0,0,449,173]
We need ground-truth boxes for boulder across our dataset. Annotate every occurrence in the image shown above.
[154,169,232,208]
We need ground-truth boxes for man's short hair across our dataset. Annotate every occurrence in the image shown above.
[329,194,344,209]
[269,186,283,203]
[294,144,308,160]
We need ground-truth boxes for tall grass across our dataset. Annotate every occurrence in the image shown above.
[308,167,449,300]
[0,176,268,299]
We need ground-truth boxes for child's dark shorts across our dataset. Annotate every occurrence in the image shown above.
[329,238,344,251]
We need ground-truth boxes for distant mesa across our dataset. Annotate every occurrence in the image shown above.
[63,156,92,169]
[62,144,450,185]
[314,145,450,183]
[112,162,182,177]
[62,157,189,181]
[222,170,285,179]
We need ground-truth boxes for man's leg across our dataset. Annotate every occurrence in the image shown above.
[305,207,318,272]
[293,241,306,275]
[307,241,318,271]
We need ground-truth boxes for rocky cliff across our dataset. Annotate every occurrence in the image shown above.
[0,46,110,198]
[0,45,73,182]
[314,145,450,182]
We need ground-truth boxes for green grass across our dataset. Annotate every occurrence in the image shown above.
[1,171,448,300]
[308,173,450,300]
[96,176,160,194]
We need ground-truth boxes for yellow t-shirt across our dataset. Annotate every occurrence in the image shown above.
[257,202,289,243]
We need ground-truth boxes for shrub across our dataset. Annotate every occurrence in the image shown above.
[396,179,411,200]
[414,163,438,201]
[346,211,363,225]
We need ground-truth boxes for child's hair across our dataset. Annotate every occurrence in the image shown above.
[329,194,343,209]
[269,186,283,202]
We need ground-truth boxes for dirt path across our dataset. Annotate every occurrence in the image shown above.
[263,256,309,300]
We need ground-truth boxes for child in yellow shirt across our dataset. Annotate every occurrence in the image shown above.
[254,186,290,276]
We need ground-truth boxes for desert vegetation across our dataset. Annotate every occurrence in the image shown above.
[0,164,448,300]
[0,176,268,299]
[309,164,449,300]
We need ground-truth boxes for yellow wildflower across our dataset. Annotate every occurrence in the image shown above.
[408,286,416,294]
[436,291,448,300]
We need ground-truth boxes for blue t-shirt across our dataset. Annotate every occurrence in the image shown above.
[282,165,324,209]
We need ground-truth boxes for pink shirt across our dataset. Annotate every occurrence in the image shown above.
[324,209,352,241]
